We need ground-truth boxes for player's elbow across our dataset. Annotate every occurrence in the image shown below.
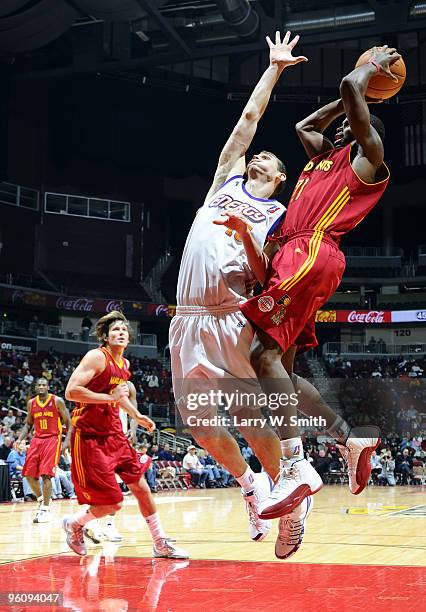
[340,75,358,99]
[65,386,75,401]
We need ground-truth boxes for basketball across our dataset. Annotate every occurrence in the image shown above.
[355,47,406,99]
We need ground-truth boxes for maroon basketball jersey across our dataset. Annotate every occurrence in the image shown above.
[31,394,61,438]
[282,143,389,244]
[71,347,131,436]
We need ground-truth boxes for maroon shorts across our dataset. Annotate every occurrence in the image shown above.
[71,429,143,505]
[22,435,62,478]
[241,231,345,354]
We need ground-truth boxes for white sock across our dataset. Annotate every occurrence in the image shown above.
[105,515,114,528]
[145,512,166,542]
[37,495,43,504]
[281,437,303,460]
[236,466,256,492]
[72,507,98,527]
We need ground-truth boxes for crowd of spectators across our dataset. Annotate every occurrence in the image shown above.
[324,355,426,439]
[1,347,425,500]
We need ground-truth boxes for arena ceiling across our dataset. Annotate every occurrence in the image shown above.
[1,0,426,87]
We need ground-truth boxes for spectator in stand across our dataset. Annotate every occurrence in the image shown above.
[23,370,34,386]
[0,435,13,461]
[138,444,157,492]
[204,453,234,487]
[396,448,414,484]
[173,447,185,461]
[370,451,382,482]
[147,373,159,388]
[378,450,396,486]
[182,446,209,488]
[6,440,34,499]
[198,451,218,488]
[146,444,159,492]
[81,316,93,342]
[148,444,160,461]
[158,443,174,461]
[312,448,331,479]
[2,409,16,428]
[53,464,76,499]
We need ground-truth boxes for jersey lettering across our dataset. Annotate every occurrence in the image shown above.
[208,194,266,223]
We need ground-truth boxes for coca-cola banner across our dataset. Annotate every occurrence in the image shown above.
[339,310,392,324]
[315,309,392,324]
[0,285,170,317]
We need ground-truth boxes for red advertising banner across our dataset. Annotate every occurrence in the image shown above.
[3,285,420,324]
[316,309,393,324]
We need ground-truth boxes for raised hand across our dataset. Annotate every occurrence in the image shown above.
[136,414,156,433]
[370,45,401,82]
[213,212,251,236]
[267,30,308,68]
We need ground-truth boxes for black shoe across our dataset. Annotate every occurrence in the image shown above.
[24,494,36,502]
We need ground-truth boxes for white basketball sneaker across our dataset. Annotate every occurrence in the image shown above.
[33,506,51,524]
[275,496,313,560]
[337,426,380,495]
[83,520,105,545]
[153,538,189,559]
[259,458,322,520]
[242,472,272,542]
[102,522,123,542]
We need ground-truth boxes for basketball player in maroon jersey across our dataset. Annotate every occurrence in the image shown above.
[16,377,71,523]
[62,310,188,559]
[218,45,399,558]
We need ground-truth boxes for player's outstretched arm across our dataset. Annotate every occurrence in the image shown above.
[295,99,345,159]
[205,31,307,201]
[340,45,400,178]
[65,349,129,405]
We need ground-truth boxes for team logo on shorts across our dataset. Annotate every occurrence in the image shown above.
[258,296,274,312]
[270,306,287,326]
[277,294,291,307]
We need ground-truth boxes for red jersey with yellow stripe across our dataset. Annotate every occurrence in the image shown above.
[30,394,61,438]
[281,143,389,244]
[71,347,130,436]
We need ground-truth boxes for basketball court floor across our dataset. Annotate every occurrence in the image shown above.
[1,485,425,611]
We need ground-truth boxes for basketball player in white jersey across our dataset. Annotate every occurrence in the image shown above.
[170,31,307,543]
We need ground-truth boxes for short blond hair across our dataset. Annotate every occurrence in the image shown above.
[95,310,133,346]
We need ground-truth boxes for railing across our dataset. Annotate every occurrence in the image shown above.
[153,429,192,451]
[342,246,403,257]
[323,342,426,356]
[0,321,157,347]
[44,192,130,222]
[0,182,39,211]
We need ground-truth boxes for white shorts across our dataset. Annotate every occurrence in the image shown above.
[169,304,261,422]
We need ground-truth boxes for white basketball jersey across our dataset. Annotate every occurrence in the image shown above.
[176,175,286,306]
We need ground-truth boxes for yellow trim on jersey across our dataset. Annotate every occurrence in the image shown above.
[73,430,86,487]
[278,187,350,292]
[348,142,390,186]
[54,434,62,466]
[104,347,123,369]
[36,394,52,409]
